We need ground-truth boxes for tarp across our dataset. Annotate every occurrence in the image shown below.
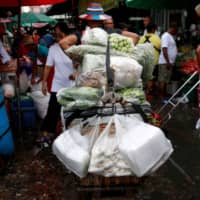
[12,12,57,27]
[78,0,119,14]
[125,0,200,9]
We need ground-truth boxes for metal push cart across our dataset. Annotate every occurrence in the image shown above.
[157,70,200,127]
[62,41,198,199]
[61,40,161,200]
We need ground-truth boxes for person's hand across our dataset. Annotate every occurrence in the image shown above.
[7,59,17,68]
[42,81,48,96]
[166,62,173,70]
[31,77,41,85]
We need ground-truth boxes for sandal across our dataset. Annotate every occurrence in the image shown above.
[36,132,55,145]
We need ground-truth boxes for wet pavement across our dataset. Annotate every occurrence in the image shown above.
[1,101,200,199]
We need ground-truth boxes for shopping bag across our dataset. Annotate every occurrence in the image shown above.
[114,114,173,177]
[52,116,100,178]
[89,116,132,177]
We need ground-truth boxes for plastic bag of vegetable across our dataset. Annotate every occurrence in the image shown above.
[57,86,103,109]
[52,116,100,178]
[110,56,143,89]
[117,87,146,103]
[82,27,108,46]
[65,44,107,58]
[89,116,133,177]
[131,43,155,86]
[109,33,134,54]
[77,71,107,88]
[114,114,173,177]
[81,54,106,73]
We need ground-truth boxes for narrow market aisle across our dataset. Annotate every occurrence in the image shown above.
[0,103,200,199]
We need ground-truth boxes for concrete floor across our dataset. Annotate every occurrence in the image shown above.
[1,101,200,199]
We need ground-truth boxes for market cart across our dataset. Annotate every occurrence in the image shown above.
[61,102,155,200]
[56,38,174,199]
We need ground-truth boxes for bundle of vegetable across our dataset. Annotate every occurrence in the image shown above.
[65,45,106,59]
[117,88,146,104]
[65,44,133,59]
[109,33,134,54]
[57,86,103,110]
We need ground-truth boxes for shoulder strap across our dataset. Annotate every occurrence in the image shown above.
[144,35,151,43]
[143,35,160,53]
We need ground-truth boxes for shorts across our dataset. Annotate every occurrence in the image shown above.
[158,64,173,83]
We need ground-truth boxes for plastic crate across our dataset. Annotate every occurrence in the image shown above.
[11,104,37,129]
[12,95,34,108]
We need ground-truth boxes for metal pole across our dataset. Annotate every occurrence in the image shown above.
[16,0,23,145]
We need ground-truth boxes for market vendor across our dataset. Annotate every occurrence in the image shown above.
[78,3,139,45]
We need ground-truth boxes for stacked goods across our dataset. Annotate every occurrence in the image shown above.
[53,28,173,179]
[109,33,134,54]
[57,86,103,110]
[63,27,153,106]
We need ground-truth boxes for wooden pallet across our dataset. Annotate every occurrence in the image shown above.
[79,174,145,188]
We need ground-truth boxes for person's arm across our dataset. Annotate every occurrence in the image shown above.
[121,31,140,45]
[196,45,200,67]
[42,46,54,95]
[162,47,171,69]
[42,65,53,95]
[0,41,11,64]
[59,34,78,50]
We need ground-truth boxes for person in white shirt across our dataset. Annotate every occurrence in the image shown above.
[158,24,178,99]
[0,40,11,65]
[37,22,78,145]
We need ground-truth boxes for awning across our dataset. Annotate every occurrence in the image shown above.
[125,0,200,9]
[46,0,76,16]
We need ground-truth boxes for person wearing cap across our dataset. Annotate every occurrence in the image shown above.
[79,3,139,45]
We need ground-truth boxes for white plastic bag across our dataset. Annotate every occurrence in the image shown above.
[82,27,108,46]
[2,83,15,98]
[89,117,132,177]
[29,90,50,119]
[114,114,173,177]
[81,54,105,73]
[52,116,100,178]
[110,56,143,89]
[19,71,30,93]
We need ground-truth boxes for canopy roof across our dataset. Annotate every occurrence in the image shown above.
[0,0,66,7]
[12,12,57,26]
[125,0,199,9]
